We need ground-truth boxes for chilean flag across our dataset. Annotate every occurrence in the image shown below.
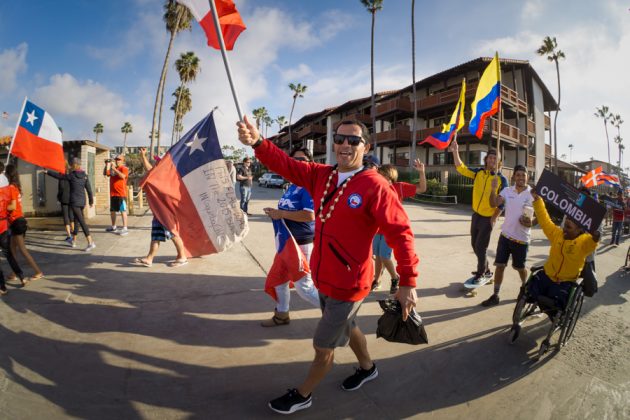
[140,111,248,257]
[265,219,310,302]
[176,0,246,50]
[11,99,65,173]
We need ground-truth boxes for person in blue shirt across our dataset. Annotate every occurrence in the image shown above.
[261,148,320,326]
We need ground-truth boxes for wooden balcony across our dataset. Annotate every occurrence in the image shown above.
[527,119,535,135]
[343,113,372,125]
[500,85,528,114]
[544,114,551,130]
[375,97,413,117]
[313,143,326,154]
[519,133,528,147]
[545,143,551,156]
[297,123,326,139]
[489,119,522,145]
[375,127,412,145]
[528,155,535,167]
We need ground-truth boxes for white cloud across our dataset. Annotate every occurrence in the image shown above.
[280,64,313,82]
[0,43,28,94]
[522,0,545,20]
[33,73,151,146]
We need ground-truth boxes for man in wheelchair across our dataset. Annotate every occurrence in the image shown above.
[528,191,601,312]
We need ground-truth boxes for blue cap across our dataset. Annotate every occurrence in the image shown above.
[363,154,380,168]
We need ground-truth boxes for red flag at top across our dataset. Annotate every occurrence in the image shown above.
[580,166,603,188]
[176,0,246,50]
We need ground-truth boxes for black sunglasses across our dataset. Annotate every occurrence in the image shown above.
[293,157,308,162]
[333,134,365,146]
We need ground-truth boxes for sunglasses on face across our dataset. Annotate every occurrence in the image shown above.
[293,157,307,162]
[333,134,365,146]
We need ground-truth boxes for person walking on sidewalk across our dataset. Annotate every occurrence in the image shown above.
[482,165,534,307]
[236,156,253,215]
[46,165,75,243]
[237,116,419,415]
[0,164,26,292]
[134,147,188,268]
[449,140,507,282]
[261,147,320,327]
[103,155,129,235]
[46,159,96,251]
[5,164,44,280]
[372,161,427,293]
[610,190,625,246]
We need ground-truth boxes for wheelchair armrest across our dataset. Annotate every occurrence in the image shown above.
[530,265,545,273]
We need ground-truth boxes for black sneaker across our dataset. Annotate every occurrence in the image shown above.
[268,389,312,415]
[341,363,378,391]
[389,278,399,295]
[481,294,500,307]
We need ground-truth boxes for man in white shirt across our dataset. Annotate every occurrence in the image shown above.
[483,164,534,306]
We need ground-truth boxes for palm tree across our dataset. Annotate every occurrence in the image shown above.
[276,116,287,132]
[288,83,307,153]
[263,115,273,138]
[170,51,201,146]
[409,0,418,167]
[561,154,567,161]
[615,135,624,175]
[170,86,192,141]
[537,36,565,174]
[361,0,383,148]
[252,107,268,131]
[149,1,192,159]
[595,105,613,166]
[121,122,133,154]
[93,123,104,142]
[568,143,574,162]
[612,113,624,142]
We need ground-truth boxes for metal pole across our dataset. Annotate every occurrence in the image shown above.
[208,0,244,121]
[6,97,27,165]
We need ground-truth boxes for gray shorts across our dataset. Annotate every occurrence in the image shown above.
[313,293,364,349]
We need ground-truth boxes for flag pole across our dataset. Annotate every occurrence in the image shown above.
[208,0,244,121]
[495,52,502,169]
[6,97,27,165]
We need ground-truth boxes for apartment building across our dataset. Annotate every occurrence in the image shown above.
[272,57,559,181]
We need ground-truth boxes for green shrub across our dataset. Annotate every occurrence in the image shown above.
[426,178,447,196]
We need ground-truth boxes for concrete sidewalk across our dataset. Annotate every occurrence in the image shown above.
[0,185,628,419]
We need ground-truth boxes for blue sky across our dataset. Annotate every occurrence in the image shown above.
[0,0,628,163]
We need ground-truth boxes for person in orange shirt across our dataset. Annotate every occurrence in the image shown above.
[0,162,26,294]
[103,155,129,235]
[5,164,43,280]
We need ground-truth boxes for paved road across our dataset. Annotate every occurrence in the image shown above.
[1,185,628,419]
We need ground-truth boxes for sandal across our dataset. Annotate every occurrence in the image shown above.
[169,259,188,268]
[31,273,44,280]
[133,257,152,267]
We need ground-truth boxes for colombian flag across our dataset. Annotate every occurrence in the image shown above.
[11,99,65,173]
[419,79,466,149]
[469,53,501,139]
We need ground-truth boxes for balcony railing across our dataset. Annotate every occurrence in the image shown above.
[343,113,372,125]
[545,143,551,156]
[544,114,551,130]
[375,97,413,117]
[527,119,535,135]
[500,85,528,114]
[313,143,326,154]
[297,123,326,139]
[528,155,535,167]
[375,127,412,144]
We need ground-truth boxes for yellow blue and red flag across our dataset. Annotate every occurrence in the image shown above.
[419,79,466,150]
[469,53,501,138]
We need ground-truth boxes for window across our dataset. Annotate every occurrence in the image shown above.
[433,152,454,165]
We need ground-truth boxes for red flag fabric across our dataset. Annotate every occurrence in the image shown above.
[265,219,310,302]
[580,166,602,188]
[11,99,65,173]
[176,0,246,50]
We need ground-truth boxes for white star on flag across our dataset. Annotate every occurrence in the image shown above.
[185,132,206,155]
[25,110,38,126]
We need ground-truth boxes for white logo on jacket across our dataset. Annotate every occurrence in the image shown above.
[347,193,362,208]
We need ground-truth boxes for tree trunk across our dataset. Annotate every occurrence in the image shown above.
[123,132,128,154]
[288,97,297,154]
[410,0,417,168]
[370,10,376,150]
[150,12,182,160]
[553,60,560,174]
[605,121,611,167]
[171,82,184,147]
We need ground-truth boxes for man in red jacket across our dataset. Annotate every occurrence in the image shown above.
[237,116,419,415]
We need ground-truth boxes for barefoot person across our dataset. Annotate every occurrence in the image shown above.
[482,165,534,306]
[237,116,419,415]
[134,147,187,268]
[449,140,507,282]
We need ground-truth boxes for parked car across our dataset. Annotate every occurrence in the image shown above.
[258,173,286,188]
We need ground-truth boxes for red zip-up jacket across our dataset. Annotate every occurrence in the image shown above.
[255,140,419,302]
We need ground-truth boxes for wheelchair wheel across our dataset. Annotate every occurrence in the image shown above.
[558,289,585,347]
[536,339,550,360]
[625,246,630,269]
[512,288,537,326]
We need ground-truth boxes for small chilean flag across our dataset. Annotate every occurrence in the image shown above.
[176,0,246,50]
[140,111,248,257]
[11,99,65,173]
[265,219,310,302]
